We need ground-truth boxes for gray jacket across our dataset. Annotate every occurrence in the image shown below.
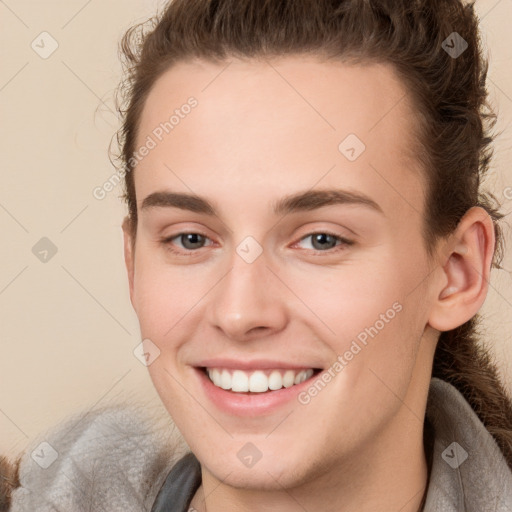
[7,377,512,511]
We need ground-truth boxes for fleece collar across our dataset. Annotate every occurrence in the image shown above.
[9,378,512,511]
[423,377,512,511]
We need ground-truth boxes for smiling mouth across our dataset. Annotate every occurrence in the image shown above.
[200,367,322,393]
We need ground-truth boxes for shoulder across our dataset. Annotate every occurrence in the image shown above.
[6,401,189,512]
[424,377,512,511]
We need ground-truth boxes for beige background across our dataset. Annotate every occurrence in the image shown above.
[1,0,511,458]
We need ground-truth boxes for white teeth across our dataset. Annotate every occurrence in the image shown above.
[231,370,249,392]
[211,368,221,387]
[206,367,315,393]
[282,370,295,388]
[294,370,307,385]
[268,370,283,390]
[220,369,231,390]
[249,371,268,392]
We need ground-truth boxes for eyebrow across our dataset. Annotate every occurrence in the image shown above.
[140,188,384,217]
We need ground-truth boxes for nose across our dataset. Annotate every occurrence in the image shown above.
[207,248,288,341]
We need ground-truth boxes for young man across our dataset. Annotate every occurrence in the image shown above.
[5,1,512,511]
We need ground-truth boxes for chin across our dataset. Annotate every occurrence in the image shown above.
[215,466,303,490]
[200,449,315,490]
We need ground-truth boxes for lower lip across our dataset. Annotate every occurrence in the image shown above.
[194,367,320,417]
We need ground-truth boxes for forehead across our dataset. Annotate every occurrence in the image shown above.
[134,55,425,222]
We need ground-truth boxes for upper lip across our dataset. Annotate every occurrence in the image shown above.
[194,358,323,371]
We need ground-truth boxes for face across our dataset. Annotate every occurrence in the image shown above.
[124,56,440,490]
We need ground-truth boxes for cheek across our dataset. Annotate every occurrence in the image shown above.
[283,253,426,380]
[134,247,208,330]
[131,250,192,340]
[283,256,408,336]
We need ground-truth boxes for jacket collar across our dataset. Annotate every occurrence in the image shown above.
[423,377,512,511]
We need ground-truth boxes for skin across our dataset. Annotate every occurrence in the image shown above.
[122,56,495,512]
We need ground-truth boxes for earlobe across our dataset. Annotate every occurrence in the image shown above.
[121,216,136,308]
[428,207,495,332]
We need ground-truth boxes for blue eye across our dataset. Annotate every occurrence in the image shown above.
[161,232,212,254]
[297,232,353,252]
[159,231,354,256]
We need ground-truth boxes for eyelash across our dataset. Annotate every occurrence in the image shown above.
[159,231,354,256]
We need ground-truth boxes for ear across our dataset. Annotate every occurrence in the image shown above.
[428,207,496,332]
[122,216,136,308]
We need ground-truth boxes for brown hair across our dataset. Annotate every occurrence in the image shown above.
[112,0,512,472]
[0,455,20,511]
